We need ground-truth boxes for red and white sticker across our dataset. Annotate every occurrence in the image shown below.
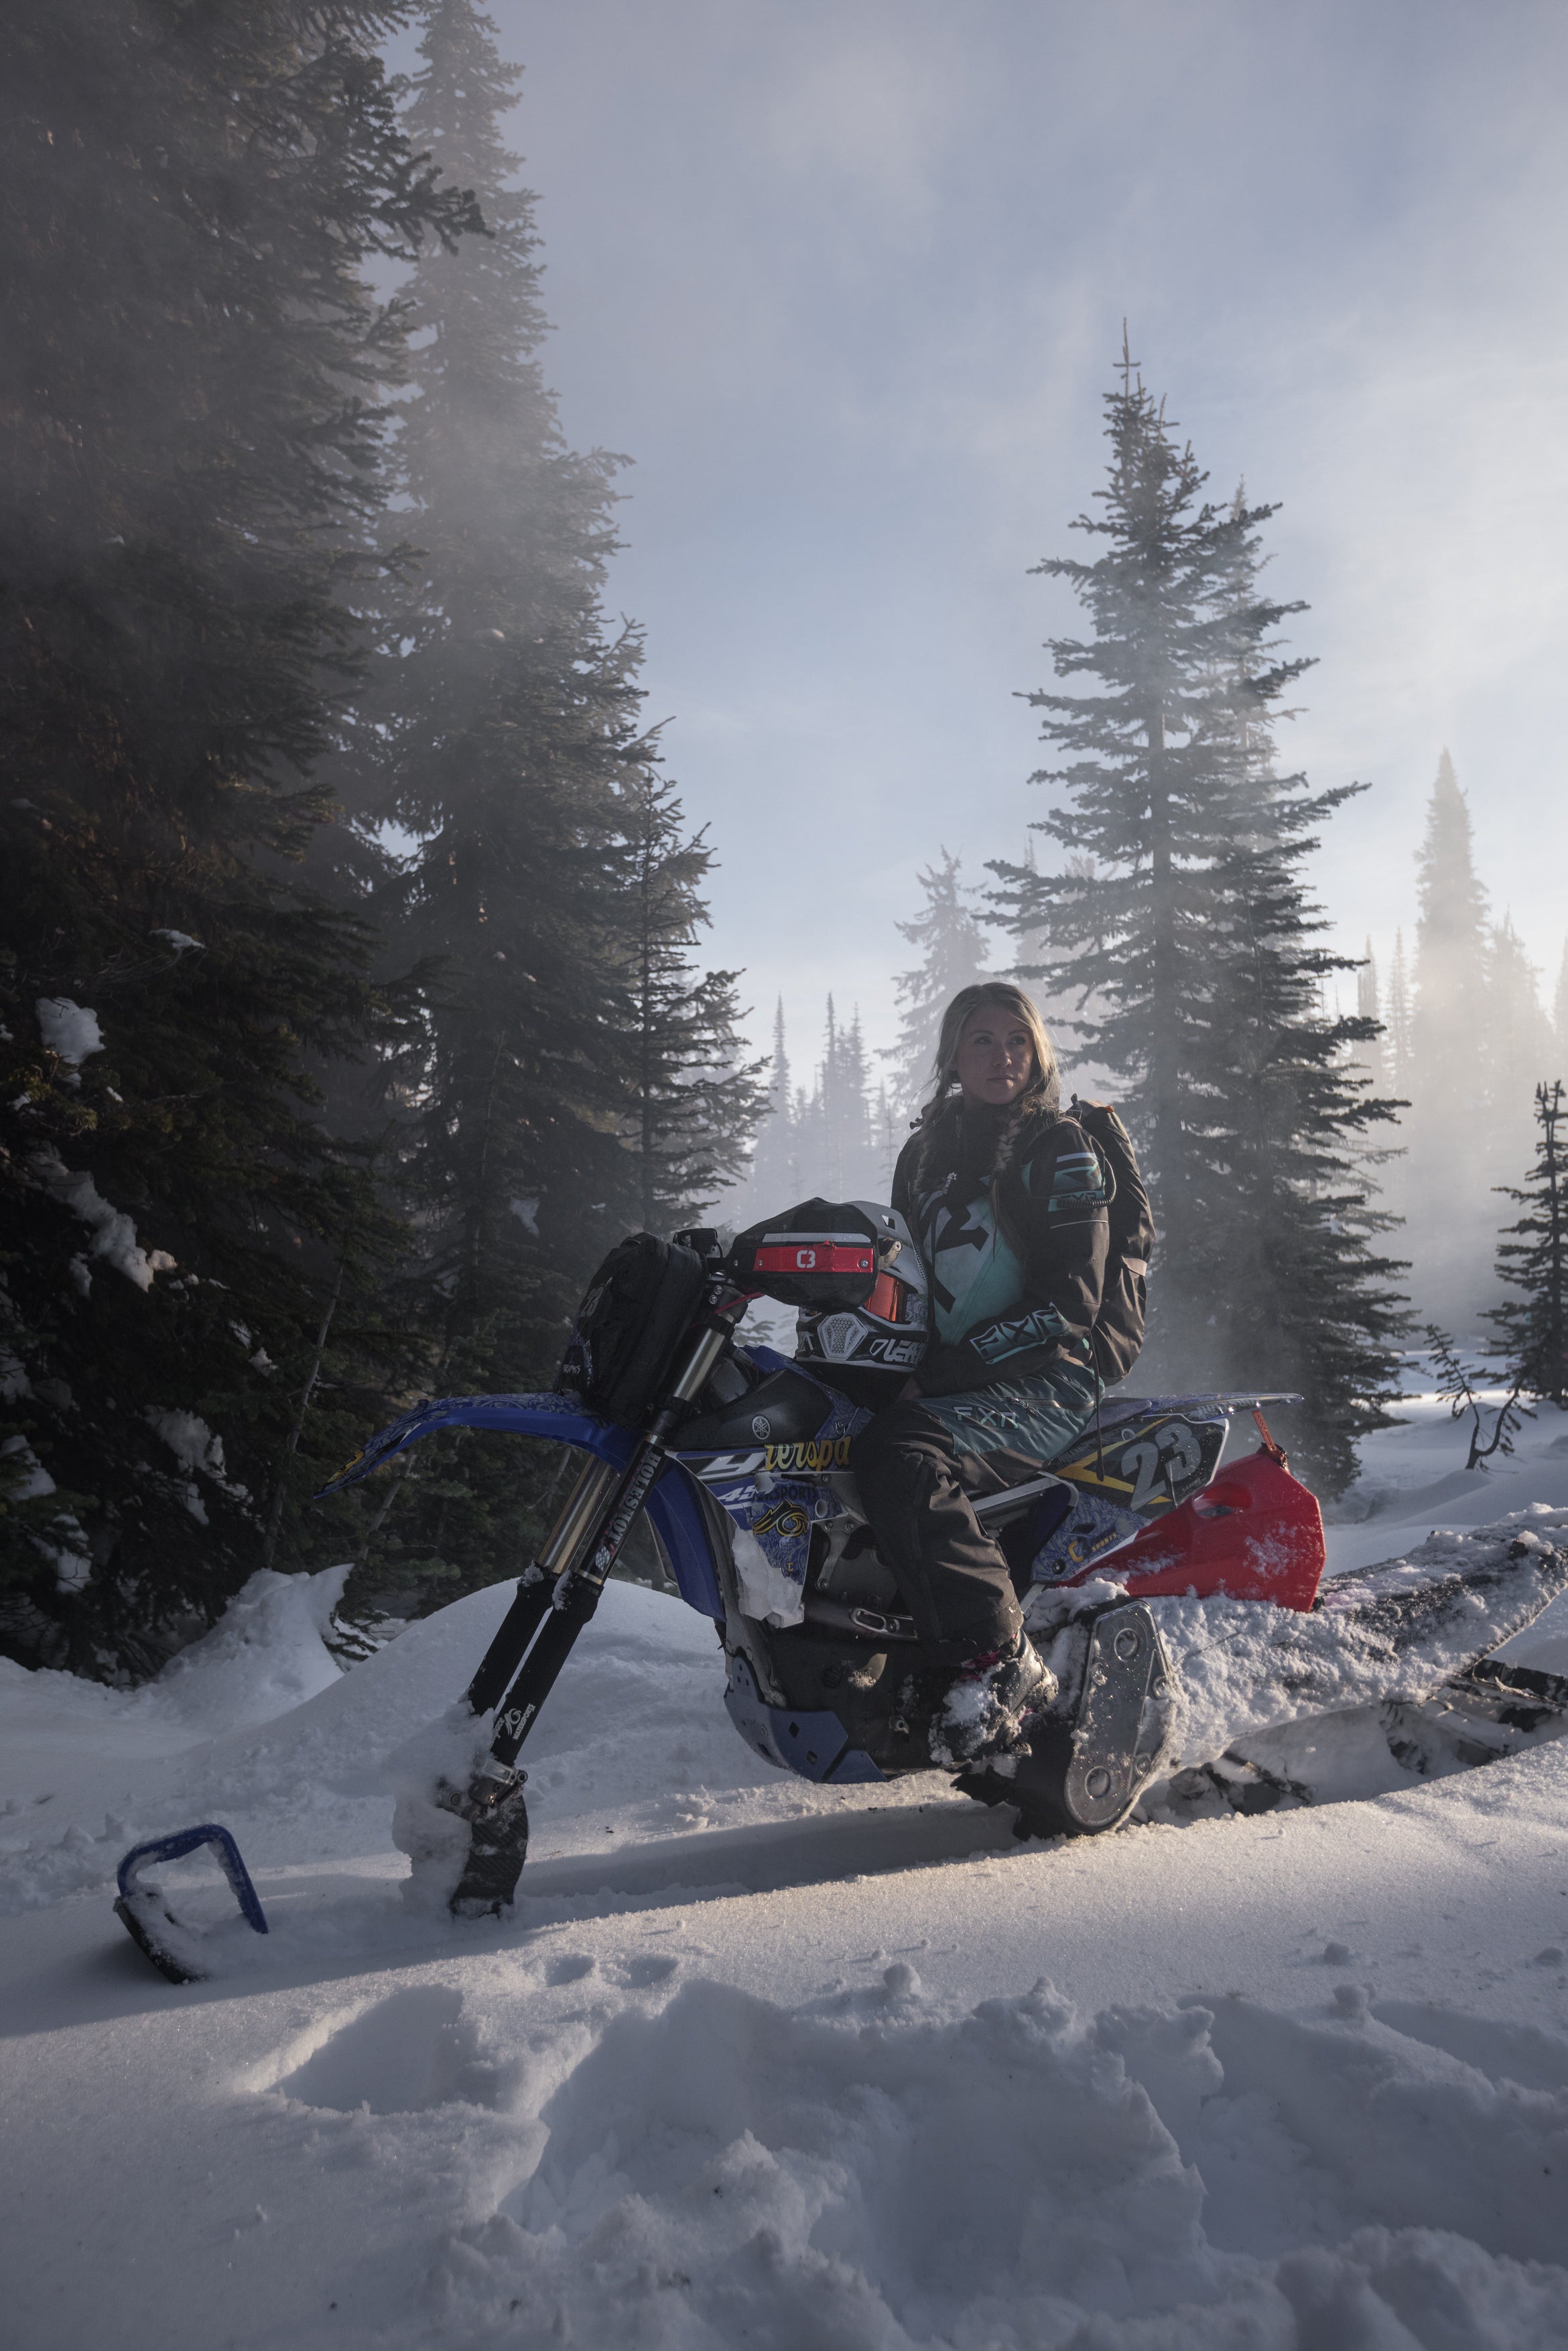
[752,1236,873,1276]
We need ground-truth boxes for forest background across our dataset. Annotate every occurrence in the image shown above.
[2,0,1564,1682]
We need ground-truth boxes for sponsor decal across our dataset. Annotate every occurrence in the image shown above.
[692,1449,768,1480]
[753,1495,811,1547]
[753,1236,874,1276]
[1057,1417,1205,1511]
[859,1332,923,1367]
[763,1435,853,1472]
[712,1476,833,1588]
[586,1448,664,1574]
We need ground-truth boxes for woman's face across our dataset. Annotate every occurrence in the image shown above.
[954,1005,1036,1106]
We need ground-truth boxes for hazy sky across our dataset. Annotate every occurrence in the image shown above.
[484,0,1568,1075]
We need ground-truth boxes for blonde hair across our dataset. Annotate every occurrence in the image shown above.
[913,982,1059,1181]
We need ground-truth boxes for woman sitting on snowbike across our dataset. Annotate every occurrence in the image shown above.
[852,981,1131,1767]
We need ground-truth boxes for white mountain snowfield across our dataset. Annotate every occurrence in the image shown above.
[5,1391,1568,2349]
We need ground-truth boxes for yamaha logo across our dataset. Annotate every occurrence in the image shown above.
[751,1413,773,1439]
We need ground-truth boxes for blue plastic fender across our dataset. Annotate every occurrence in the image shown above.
[314,1392,725,1619]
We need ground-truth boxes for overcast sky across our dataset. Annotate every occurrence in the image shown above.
[484,0,1568,1078]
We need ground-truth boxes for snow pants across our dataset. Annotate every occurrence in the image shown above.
[849,1362,1099,1667]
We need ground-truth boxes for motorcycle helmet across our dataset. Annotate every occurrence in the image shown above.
[791,1201,928,1378]
[728,1198,929,1391]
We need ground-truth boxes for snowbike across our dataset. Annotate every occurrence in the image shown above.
[113,1200,1568,1978]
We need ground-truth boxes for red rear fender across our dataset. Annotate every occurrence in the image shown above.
[1064,1447,1325,1612]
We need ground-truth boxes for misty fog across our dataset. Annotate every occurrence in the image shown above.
[493,0,1567,1334]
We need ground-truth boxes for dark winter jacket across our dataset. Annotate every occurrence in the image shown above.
[891,1089,1110,1399]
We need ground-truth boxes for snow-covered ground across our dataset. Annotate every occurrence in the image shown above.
[5,1389,1568,2349]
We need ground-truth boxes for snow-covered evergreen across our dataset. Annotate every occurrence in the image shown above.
[0,0,471,1675]
[1488,1080,1568,1404]
[620,773,767,1233]
[995,360,1404,1490]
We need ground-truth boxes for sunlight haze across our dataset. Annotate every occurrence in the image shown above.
[491,0,1568,1058]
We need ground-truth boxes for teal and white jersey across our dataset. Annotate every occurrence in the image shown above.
[894,1107,1111,1398]
[927,1173,1029,1345]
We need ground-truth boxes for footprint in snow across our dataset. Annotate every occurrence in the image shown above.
[271,1984,513,2114]
[545,1952,596,1986]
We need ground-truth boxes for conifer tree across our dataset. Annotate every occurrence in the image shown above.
[1412,751,1490,1082]
[1405,751,1494,1322]
[742,999,801,1214]
[776,998,883,1202]
[1386,930,1414,1092]
[0,0,472,1673]
[822,1003,878,1198]
[1355,943,1388,1092]
[994,363,1404,1490]
[994,365,1311,1267]
[620,773,766,1232]
[371,0,646,1318]
[1485,916,1555,1176]
[331,0,704,1612]
[884,850,990,1118]
[1488,1082,1568,1405]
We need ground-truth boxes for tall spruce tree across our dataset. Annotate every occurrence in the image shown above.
[821,1002,878,1198]
[1354,943,1388,1093]
[330,0,682,1612]
[778,998,883,1201]
[620,771,766,1232]
[1386,929,1414,1093]
[1406,751,1493,1324]
[884,850,990,1119]
[1488,1082,1568,1405]
[0,0,472,1673]
[746,999,799,1210]
[1484,915,1554,1177]
[994,363,1404,1490]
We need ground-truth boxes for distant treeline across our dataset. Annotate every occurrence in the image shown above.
[1350,752,1568,1330]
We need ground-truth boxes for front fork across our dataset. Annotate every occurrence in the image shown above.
[444,1315,735,1912]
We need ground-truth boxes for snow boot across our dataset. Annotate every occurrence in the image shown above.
[930,1633,1057,1769]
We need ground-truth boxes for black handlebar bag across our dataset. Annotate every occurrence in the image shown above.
[558,1234,708,1429]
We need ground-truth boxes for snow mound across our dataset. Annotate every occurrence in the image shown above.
[0,1575,753,1921]
[149,1564,348,1730]
[1114,1509,1568,1786]
[430,1972,1568,2350]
